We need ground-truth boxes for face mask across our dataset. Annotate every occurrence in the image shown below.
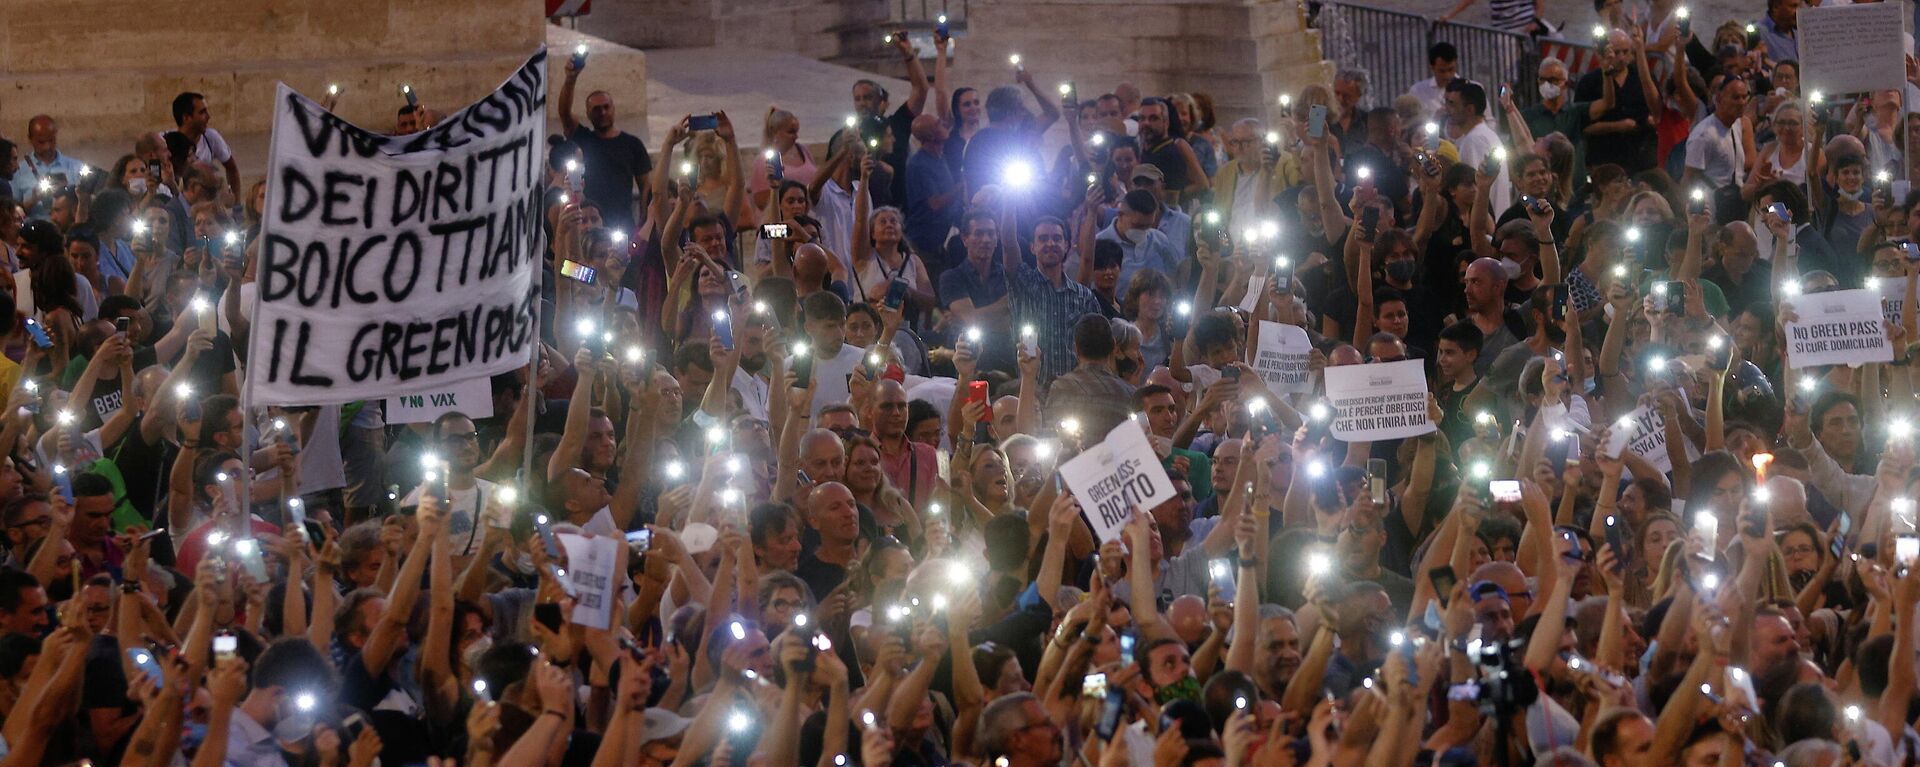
[272,699,315,742]
[1583,376,1598,394]
[1153,675,1203,704]
[1840,188,1862,202]
[1385,260,1417,283]
[1539,82,1563,101]
[1499,257,1524,279]
[509,552,536,575]
[128,177,148,195]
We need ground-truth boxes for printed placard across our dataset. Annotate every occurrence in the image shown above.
[1879,278,1913,328]
[1323,359,1435,441]
[1253,321,1314,393]
[1785,288,1892,368]
[1798,2,1908,98]
[386,375,496,424]
[1058,419,1177,543]
[1604,404,1687,474]
[557,532,622,629]
[249,51,548,406]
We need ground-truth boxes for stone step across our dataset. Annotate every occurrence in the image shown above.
[977,2,1252,34]
[577,0,717,49]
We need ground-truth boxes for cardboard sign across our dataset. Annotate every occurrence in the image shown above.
[249,51,547,406]
[385,375,496,424]
[1604,405,1685,474]
[1785,288,1893,368]
[1879,278,1913,328]
[1253,321,1314,393]
[1799,2,1909,98]
[1323,359,1436,441]
[557,532,622,629]
[1059,419,1177,543]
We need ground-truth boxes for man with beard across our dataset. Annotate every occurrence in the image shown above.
[1138,385,1213,503]
[1006,216,1102,387]
[400,412,496,556]
[1242,606,1304,703]
[697,310,774,424]
[1135,97,1209,202]
[559,54,653,231]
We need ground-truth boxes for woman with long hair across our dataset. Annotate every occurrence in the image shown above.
[844,435,922,543]
[1123,269,1174,369]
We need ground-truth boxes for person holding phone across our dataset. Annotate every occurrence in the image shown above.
[904,114,962,261]
[558,54,654,232]
[849,202,933,314]
[8,116,87,221]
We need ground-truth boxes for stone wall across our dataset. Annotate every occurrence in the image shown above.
[0,0,644,161]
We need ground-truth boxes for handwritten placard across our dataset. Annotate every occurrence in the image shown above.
[1799,2,1908,97]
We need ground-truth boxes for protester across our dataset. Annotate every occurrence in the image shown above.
[2,10,1918,767]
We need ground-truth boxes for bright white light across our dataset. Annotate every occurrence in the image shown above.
[1847,705,1862,722]
[1591,24,1607,38]
[1309,402,1331,421]
[1869,276,1883,291]
[794,613,809,628]
[1264,131,1280,145]
[706,426,726,444]
[1676,6,1690,19]
[665,461,685,480]
[574,318,595,338]
[574,42,588,55]
[1702,572,1720,591]
[296,693,316,711]
[1020,324,1036,339]
[1307,552,1331,576]
[626,346,643,363]
[223,231,240,246]
[1059,417,1081,434]
[1307,460,1326,478]
[1708,335,1724,350]
[1247,397,1268,414]
[473,679,488,695]
[328,83,340,96]
[535,513,550,525]
[1390,630,1405,646]
[965,327,982,343]
[1493,146,1507,161]
[731,622,747,640]
[1810,90,1824,104]
[1002,160,1035,189]
[234,539,257,556]
[1475,411,1493,425]
[931,593,949,611]
[207,530,227,546]
[720,487,741,505]
[729,711,751,732]
[1210,560,1229,580]
[1058,83,1072,96]
[1471,461,1491,479]
[1007,53,1022,66]
[1626,227,1642,243]
[1423,122,1438,136]
[175,383,190,399]
[1035,441,1054,459]
[1259,220,1280,240]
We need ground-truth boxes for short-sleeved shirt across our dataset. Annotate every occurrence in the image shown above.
[1094,224,1181,289]
[1575,68,1657,173]
[1007,263,1104,386]
[904,149,959,257]
[569,126,653,231]
[937,259,1009,313]
[1684,113,1742,188]
[192,127,233,165]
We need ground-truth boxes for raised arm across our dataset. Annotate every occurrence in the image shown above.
[362,497,440,677]
[547,349,600,481]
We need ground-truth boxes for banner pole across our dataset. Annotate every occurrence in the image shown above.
[519,203,548,492]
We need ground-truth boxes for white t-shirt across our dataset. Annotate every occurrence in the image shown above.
[400,477,498,556]
[810,343,867,418]
[1684,113,1742,188]
[192,127,233,165]
[731,367,770,421]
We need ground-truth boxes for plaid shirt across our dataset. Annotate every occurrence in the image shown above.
[1008,263,1105,387]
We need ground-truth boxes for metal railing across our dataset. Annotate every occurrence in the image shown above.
[896,0,965,27]
[1312,1,1598,112]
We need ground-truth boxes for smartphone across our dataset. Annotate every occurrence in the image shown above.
[760,223,790,240]
[342,712,369,741]
[146,160,164,182]
[1547,283,1568,323]
[237,542,269,582]
[565,161,584,193]
[127,648,165,685]
[1708,339,1733,372]
[1490,480,1522,504]
[213,632,238,661]
[966,380,989,417]
[114,317,130,337]
[1095,673,1125,739]
[1415,151,1439,178]
[884,278,909,310]
[712,313,735,349]
[1221,365,1242,382]
[1480,150,1502,176]
[1306,104,1328,139]
[626,528,653,553]
[559,259,597,285]
[936,18,951,40]
[533,513,563,560]
[1768,202,1791,226]
[1359,206,1381,238]
[51,465,73,504]
[688,113,720,132]
[1428,565,1457,606]
[1899,535,1920,568]
[791,346,814,385]
[1693,511,1719,552]
[1119,632,1137,666]
[1598,515,1628,572]
[533,602,564,632]
[570,44,589,70]
[1367,458,1388,505]
[402,85,418,107]
[23,318,51,350]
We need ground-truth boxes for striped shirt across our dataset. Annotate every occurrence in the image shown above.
[1488,0,1536,33]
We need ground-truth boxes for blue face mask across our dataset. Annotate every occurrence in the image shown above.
[1583,376,1598,394]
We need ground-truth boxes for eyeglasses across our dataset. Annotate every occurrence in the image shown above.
[1781,544,1817,557]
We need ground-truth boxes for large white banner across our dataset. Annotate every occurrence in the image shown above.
[1252,321,1313,394]
[1784,288,1892,369]
[1059,419,1177,543]
[1324,359,1435,441]
[250,51,548,406]
[1799,2,1909,99]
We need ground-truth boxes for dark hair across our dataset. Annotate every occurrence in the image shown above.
[906,399,940,437]
[983,514,1031,571]
[0,570,38,614]
[1759,181,1809,224]
[1192,311,1238,355]
[1072,313,1116,360]
[748,502,801,548]
[30,251,82,317]
[0,634,39,679]
[1133,384,1175,410]
[71,472,113,501]
[1775,682,1839,745]
[20,220,63,256]
[171,92,204,126]
[1438,320,1485,355]
[801,290,849,323]
[1683,450,1749,513]
[949,87,978,126]
[249,637,335,693]
[1122,189,1158,215]
[474,640,539,702]
[98,294,142,320]
[1092,240,1125,269]
[846,302,883,329]
[1455,81,1488,115]
[1139,97,1186,139]
[199,395,241,448]
[1428,42,1459,65]
[672,342,713,375]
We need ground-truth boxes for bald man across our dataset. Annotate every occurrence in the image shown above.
[10,115,86,221]
[1574,28,1657,174]
[793,244,836,298]
[906,113,960,258]
[1702,221,1771,317]
[867,379,938,506]
[559,53,653,231]
[797,427,847,488]
[1463,257,1523,375]
[795,481,864,598]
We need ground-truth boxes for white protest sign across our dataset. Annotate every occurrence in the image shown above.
[1323,359,1435,441]
[1784,288,1893,368]
[1059,419,1177,543]
[1799,2,1908,98]
[1605,405,1682,474]
[385,375,496,424]
[1238,275,1266,312]
[249,51,548,406]
[1880,278,1914,328]
[1253,321,1314,393]
[557,532,622,629]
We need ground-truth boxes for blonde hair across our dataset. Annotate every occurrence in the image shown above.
[763,107,798,146]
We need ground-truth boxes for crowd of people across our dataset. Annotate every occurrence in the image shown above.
[0,0,1918,764]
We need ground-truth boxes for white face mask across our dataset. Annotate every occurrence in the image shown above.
[1539,82,1563,102]
[128,177,148,195]
[1499,257,1524,279]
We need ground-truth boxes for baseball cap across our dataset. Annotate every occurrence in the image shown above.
[1130,164,1165,184]
[640,708,692,744]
